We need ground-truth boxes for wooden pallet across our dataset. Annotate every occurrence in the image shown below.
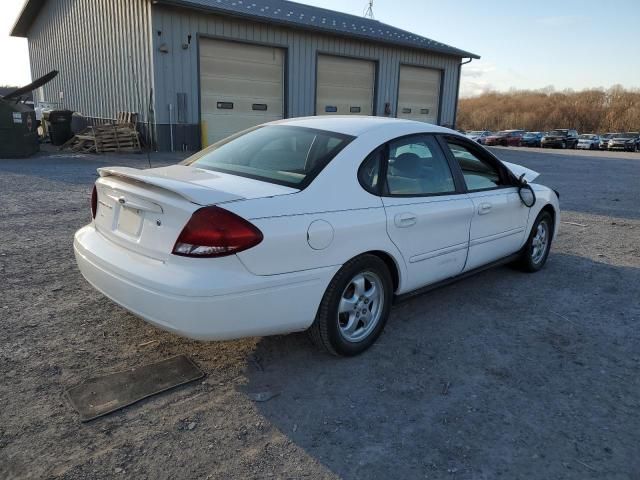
[60,123,142,154]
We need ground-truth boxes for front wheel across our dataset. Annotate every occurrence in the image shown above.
[308,255,393,356]
[514,211,554,272]
[561,141,567,149]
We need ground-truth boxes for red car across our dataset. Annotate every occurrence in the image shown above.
[484,130,525,146]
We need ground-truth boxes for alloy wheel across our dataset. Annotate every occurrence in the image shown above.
[337,271,384,343]
[531,220,550,265]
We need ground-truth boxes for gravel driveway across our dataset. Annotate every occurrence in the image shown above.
[1,147,639,479]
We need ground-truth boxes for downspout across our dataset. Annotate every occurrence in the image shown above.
[452,57,473,130]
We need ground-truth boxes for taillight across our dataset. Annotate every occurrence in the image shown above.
[91,185,98,219]
[172,206,263,258]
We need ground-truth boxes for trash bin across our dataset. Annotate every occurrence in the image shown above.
[48,110,74,145]
[0,100,39,158]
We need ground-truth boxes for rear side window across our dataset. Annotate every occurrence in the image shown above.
[184,126,353,188]
[384,135,456,196]
[444,141,503,191]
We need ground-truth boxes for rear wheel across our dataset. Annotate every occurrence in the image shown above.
[515,211,554,272]
[308,255,393,356]
[561,141,567,149]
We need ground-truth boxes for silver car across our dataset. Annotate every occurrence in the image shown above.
[577,134,600,150]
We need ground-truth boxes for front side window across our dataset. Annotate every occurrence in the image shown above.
[384,135,456,196]
[183,126,353,188]
[445,141,504,191]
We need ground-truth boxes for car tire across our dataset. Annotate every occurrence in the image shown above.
[308,254,393,356]
[514,211,554,273]
[561,141,566,149]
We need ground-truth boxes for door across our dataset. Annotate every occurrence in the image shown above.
[199,38,284,146]
[316,55,375,115]
[378,134,474,292]
[441,137,529,271]
[397,65,441,124]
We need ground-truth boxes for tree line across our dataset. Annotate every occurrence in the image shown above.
[456,86,640,134]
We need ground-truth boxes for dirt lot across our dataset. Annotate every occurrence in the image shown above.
[1,147,639,479]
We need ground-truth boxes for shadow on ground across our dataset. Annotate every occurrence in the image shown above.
[244,253,640,479]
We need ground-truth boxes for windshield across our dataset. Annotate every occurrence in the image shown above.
[549,130,568,136]
[523,132,538,138]
[614,132,638,139]
[468,131,486,136]
[579,134,597,140]
[183,126,353,188]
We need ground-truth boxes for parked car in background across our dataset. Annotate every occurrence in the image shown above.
[608,132,640,152]
[465,130,492,144]
[577,134,600,150]
[599,133,618,150]
[520,132,544,147]
[73,117,560,356]
[541,129,579,149]
[484,130,525,146]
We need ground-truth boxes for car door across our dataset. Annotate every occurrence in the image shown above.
[372,134,474,292]
[440,135,529,271]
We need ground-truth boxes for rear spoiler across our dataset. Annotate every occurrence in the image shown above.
[98,166,242,205]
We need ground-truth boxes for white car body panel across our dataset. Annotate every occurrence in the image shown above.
[464,188,529,271]
[74,116,560,341]
[501,161,539,183]
[382,194,474,292]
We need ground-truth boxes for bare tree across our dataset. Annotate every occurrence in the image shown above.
[457,87,640,133]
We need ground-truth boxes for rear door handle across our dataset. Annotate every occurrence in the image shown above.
[395,213,417,228]
[478,202,492,215]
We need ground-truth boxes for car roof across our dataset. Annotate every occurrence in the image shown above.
[269,116,455,137]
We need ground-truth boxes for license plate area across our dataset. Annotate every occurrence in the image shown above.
[116,206,143,237]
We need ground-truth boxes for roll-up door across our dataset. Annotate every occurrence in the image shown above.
[316,55,375,116]
[397,65,441,124]
[199,38,284,146]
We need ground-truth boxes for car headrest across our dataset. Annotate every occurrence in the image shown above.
[392,152,422,177]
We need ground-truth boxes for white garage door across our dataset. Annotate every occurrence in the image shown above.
[199,38,284,146]
[397,65,441,124]
[316,55,375,116]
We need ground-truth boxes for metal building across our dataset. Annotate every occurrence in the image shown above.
[12,0,479,151]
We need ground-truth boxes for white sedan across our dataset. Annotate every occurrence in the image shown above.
[74,117,560,356]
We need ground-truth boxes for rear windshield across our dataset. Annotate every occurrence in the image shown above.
[549,130,568,136]
[183,126,353,188]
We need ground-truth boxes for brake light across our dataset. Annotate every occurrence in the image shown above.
[172,206,263,258]
[91,185,98,219]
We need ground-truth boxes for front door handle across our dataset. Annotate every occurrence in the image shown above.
[395,213,417,228]
[478,202,493,215]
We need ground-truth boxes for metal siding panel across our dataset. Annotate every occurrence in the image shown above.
[25,0,152,122]
[149,6,461,133]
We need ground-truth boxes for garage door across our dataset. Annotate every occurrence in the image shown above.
[199,38,284,146]
[397,65,441,124]
[316,55,375,116]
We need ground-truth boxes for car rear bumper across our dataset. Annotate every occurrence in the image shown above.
[74,225,337,340]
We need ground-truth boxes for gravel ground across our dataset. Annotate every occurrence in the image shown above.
[1,147,639,480]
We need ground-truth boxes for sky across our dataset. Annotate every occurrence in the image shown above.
[1,0,639,96]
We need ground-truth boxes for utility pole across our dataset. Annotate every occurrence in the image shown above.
[364,0,374,19]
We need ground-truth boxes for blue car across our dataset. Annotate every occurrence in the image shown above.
[520,132,544,147]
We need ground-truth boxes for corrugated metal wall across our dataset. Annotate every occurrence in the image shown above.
[151,5,461,127]
[27,0,153,122]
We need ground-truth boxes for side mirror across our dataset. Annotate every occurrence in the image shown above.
[518,182,536,207]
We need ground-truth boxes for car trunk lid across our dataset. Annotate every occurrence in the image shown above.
[94,165,297,260]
